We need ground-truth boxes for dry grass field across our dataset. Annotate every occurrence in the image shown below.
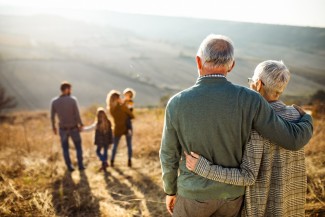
[0,108,324,217]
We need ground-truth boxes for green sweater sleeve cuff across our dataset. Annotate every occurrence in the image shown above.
[301,113,312,123]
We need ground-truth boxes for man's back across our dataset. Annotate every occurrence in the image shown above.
[162,76,264,200]
[51,95,82,128]
[160,34,313,217]
[160,74,313,201]
[174,78,258,166]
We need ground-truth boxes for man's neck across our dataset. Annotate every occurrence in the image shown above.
[199,68,228,77]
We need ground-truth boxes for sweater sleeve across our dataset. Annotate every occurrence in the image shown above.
[50,100,56,130]
[74,98,83,126]
[194,130,263,186]
[82,122,96,132]
[159,100,182,195]
[253,97,313,151]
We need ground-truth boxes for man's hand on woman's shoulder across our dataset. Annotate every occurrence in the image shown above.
[292,104,306,116]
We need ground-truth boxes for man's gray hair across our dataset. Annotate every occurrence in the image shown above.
[197,34,235,68]
[252,60,290,95]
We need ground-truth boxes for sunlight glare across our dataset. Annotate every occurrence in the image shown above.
[0,0,324,27]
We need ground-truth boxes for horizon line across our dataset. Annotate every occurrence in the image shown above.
[0,4,324,29]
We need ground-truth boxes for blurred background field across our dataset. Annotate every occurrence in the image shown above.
[0,6,324,110]
[0,107,324,217]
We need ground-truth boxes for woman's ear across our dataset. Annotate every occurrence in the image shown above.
[256,80,263,92]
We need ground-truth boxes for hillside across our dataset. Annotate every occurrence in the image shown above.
[0,10,324,110]
[0,109,324,216]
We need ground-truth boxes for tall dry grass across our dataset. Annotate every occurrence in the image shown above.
[0,108,324,216]
[304,116,325,216]
[0,108,167,217]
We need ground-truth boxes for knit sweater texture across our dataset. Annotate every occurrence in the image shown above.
[160,77,313,201]
[51,95,83,129]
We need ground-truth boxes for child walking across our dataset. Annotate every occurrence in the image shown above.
[123,88,136,136]
[84,107,113,171]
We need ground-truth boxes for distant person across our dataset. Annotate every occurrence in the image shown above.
[123,88,136,136]
[159,34,313,217]
[107,90,135,167]
[51,81,85,172]
[83,107,113,171]
[185,60,307,216]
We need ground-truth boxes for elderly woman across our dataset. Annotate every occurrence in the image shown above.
[186,60,306,217]
[107,90,134,167]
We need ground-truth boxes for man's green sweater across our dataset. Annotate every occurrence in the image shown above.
[159,77,313,201]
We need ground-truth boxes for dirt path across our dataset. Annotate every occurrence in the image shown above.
[50,141,168,217]
[0,109,170,217]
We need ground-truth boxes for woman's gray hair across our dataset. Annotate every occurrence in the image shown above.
[197,34,235,68]
[252,60,290,95]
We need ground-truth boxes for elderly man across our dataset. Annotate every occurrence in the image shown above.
[159,35,313,217]
[186,60,307,216]
[51,81,85,172]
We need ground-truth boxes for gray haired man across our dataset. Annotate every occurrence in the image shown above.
[159,35,313,217]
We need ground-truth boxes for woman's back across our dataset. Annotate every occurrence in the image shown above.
[110,103,134,137]
[244,100,306,217]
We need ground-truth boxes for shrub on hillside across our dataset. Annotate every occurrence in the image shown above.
[0,86,16,113]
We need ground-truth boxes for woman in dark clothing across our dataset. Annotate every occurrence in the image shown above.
[107,90,135,167]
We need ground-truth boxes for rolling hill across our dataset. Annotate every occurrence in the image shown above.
[0,8,324,110]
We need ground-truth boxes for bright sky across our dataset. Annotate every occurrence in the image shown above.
[0,0,325,27]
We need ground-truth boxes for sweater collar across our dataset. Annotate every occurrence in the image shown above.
[199,74,226,79]
[196,76,228,85]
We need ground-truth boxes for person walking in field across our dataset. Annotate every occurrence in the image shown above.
[51,81,85,172]
[123,88,136,136]
[185,60,308,216]
[159,34,313,217]
[83,107,113,171]
[107,90,135,167]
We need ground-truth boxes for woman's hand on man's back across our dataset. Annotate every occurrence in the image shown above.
[184,151,200,171]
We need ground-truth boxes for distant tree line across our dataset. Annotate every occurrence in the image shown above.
[0,85,323,115]
[0,85,16,113]
[309,90,325,116]
[310,90,325,103]
[160,90,325,113]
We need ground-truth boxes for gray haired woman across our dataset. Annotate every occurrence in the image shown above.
[185,60,307,217]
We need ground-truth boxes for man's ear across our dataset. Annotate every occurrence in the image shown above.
[196,56,203,70]
[228,61,235,72]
